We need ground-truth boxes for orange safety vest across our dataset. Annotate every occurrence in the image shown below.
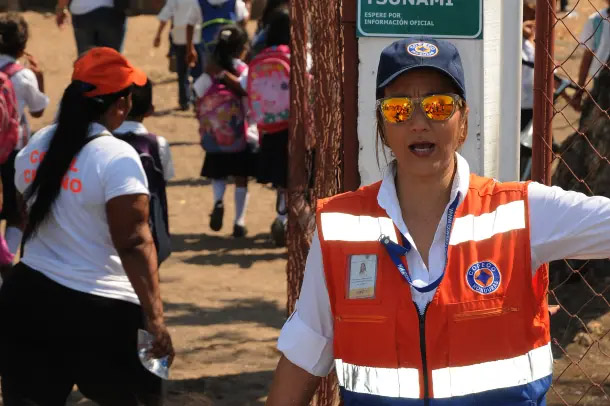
[316,174,552,406]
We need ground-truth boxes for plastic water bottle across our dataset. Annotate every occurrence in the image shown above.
[137,329,170,380]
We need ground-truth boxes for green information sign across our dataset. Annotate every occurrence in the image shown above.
[357,0,483,39]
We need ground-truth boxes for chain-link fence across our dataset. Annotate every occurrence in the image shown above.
[533,0,610,404]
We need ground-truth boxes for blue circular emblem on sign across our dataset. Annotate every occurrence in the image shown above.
[466,261,501,295]
[407,42,439,58]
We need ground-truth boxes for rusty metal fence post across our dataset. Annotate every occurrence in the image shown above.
[533,0,610,404]
[533,0,555,184]
[287,0,347,404]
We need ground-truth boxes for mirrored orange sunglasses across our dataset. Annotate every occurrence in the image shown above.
[377,94,464,123]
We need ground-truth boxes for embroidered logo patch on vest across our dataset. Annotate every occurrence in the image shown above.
[407,42,439,58]
[466,261,501,295]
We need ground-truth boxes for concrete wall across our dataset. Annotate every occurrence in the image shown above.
[356,0,523,186]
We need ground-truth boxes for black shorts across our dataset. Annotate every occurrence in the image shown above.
[0,263,163,406]
[0,150,20,222]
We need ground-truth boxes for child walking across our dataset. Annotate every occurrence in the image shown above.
[154,0,203,110]
[114,79,175,264]
[0,13,49,259]
[194,24,258,238]
[248,8,290,246]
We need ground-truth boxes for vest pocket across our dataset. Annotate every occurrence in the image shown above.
[442,300,534,401]
[336,314,388,323]
[453,306,519,322]
[447,300,524,365]
[334,312,397,367]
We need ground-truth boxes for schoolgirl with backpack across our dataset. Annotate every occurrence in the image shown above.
[185,0,250,75]
[248,7,290,247]
[194,24,258,238]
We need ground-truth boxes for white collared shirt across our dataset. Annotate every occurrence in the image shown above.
[277,153,610,377]
[0,55,49,149]
[158,0,203,45]
[114,121,175,182]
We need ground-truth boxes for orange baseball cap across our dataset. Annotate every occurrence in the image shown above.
[72,47,147,97]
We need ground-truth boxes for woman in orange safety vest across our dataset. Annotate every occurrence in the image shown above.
[265,37,610,406]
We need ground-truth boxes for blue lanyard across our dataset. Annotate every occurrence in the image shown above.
[379,194,460,293]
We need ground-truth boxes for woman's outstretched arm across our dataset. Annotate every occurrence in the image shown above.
[266,355,321,406]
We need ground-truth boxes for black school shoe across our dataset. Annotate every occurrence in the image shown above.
[232,224,247,238]
[271,218,286,247]
[210,201,224,231]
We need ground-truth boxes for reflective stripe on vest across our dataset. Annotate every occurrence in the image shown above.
[334,344,552,401]
[335,359,420,399]
[320,212,398,242]
[431,342,553,398]
[449,200,526,246]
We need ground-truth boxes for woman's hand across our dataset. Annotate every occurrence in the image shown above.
[153,35,162,48]
[55,7,69,28]
[24,52,42,76]
[205,60,223,77]
[187,46,198,68]
[147,317,175,366]
[523,20,535,41]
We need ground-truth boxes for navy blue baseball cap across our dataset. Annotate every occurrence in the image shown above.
[376,37,466,100]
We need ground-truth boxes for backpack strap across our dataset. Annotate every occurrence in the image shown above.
[142,133,164,176]
[201,17,235,30]
[114,131,165,180]
[0,62,24,78]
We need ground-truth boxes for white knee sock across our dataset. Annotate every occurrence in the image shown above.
[5,227,22,256]
[234,187,249,226]
[212,179,227,204]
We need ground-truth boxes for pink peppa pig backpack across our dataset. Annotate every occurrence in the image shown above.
[247,45,290,134]
[196,64,248,154]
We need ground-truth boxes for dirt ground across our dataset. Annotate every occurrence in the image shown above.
[1,1,610,405]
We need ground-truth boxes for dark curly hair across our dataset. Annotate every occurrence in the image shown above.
[0,13,28,58]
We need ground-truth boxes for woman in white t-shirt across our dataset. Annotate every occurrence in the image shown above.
[0,47,174,405]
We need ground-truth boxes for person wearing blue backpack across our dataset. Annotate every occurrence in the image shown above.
[194,24,258,238]
[185,0,250,77]
[114,79,175,265]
